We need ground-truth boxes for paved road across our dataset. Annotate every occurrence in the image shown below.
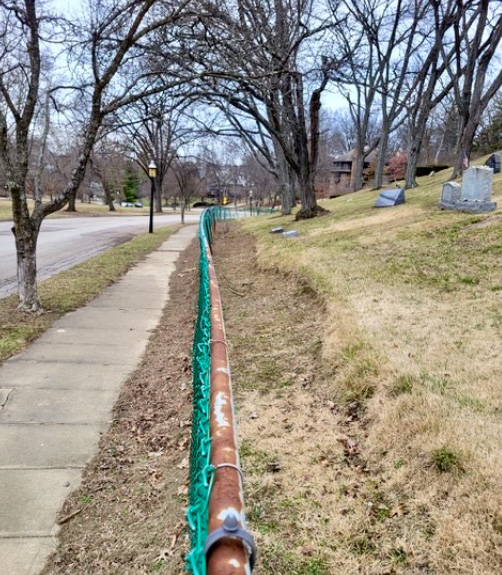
[0,214,199,299]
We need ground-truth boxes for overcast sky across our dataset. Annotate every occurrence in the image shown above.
[48,0,346,110]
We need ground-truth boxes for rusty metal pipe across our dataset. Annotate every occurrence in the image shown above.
[206,244,253,575]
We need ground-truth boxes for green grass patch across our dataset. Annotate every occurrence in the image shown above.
[258,543,330,575]
[389,374,416,396]
[247,503,280,534]
[240,439,281,475]
[390,547,408,565]
[349,534,377,556]
[431,447,464,474]
[337,341,379,404]
[456,394,485,412]
[0,225,179,362]
[418,371,451,394]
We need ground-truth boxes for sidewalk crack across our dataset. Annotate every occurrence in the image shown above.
[0,388,14,409]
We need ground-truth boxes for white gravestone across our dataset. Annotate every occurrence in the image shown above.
[438,166,497,213]
[441,182,461,205]
[461,166,493,201]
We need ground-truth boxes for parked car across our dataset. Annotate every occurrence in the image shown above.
[120,201,134,207]
[134,202,143,208]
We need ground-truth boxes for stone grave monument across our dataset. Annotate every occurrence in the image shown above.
[439,181,461,209]
[438,166,497,214]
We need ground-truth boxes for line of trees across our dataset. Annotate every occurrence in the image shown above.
[1,0,502,311]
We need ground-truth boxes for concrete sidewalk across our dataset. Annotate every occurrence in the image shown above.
[0,225,197,575]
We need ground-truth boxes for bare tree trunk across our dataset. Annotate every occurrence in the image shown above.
[66,193,77,212]
[296,169,318,219]
[15,231,40,312]
[272,138,294,214]
[11,182,42,311]
[280,181,294,214]
[278,153,294,215]
[405,137,421,188]
[452,118,477,179]
[405,65,443,188]
[374,129,390,189]
[403,120,423,190]
[352,147,365,191]
[290,75,324,219]
[104,186,116,211]
[434,126,447,165]
[405,114,428,188]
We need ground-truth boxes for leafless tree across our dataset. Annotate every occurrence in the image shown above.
[323,109,359,156]
[116,93,200,213]
[170,156,201,223]
[89,137,138,211]
[473,91,502,155]
[240,153,280,207]
[330,3,381,191]
[332,0,442,190]
[194,101,292,207]
[0,0,194,311]
[403,0,466,188]
[184,0,341,218]
[446,0,502,177]
[352,0,431,188]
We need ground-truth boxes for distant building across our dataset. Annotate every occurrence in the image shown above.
[202,162,248,202]
[331,148,377,196]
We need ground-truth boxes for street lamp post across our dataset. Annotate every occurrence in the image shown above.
[148,160,157,234]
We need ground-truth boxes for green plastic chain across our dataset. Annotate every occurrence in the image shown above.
[186,206,274,574]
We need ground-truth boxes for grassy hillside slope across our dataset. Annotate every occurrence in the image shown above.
[240,162,502,573]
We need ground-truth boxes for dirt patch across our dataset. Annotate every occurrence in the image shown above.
[42,240,199,575]
[211,222,374,574]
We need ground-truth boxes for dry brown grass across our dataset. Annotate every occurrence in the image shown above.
[235,161,502,573]
[36,163,502,574]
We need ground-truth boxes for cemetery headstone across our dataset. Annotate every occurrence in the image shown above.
[439,182,461,208]
[374,188,405,208]
[461,166,493,201]
[438,165,497,214]
[485,153,501,174]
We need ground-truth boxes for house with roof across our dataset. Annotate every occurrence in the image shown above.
[331,148,377,196]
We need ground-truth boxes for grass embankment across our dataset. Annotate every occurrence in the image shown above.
[0,226,179,362]
[237,163,502,573]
